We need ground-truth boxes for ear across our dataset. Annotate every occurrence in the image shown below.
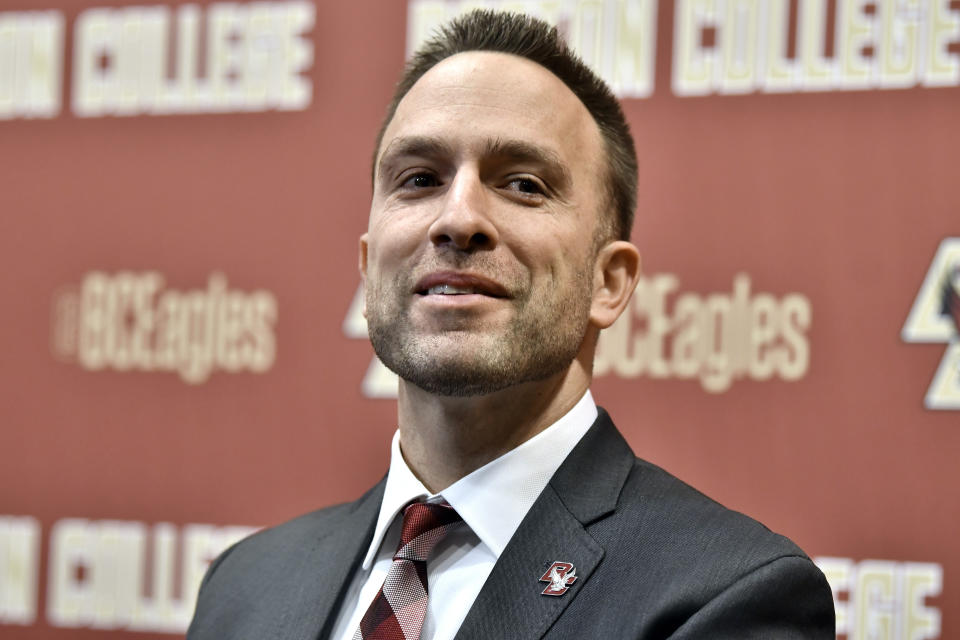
[359,233,369,317]
[589,240,641,329]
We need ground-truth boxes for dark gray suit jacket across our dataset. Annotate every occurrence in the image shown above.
[188,409,836,639]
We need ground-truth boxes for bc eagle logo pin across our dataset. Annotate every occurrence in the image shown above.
[539,561,577,596]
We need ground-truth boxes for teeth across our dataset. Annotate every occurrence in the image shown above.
[427,284,478,295]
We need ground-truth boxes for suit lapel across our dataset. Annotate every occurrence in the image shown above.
[453,485,603,640]
[455,409,635,640]
[273,479,385,640]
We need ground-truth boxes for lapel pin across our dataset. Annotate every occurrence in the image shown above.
[539,561,577,596]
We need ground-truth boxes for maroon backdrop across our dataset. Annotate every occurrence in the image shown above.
[1,1,958,638]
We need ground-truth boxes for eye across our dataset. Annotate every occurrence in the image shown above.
[513,178,541,193]
[401,172,440,189]
[504,176,547,198]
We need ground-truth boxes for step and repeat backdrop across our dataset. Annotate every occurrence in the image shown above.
[1,0,958,638]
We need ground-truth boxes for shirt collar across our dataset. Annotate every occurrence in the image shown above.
[361,390,598,569]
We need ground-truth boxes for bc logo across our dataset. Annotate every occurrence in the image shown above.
[539,561,578,596]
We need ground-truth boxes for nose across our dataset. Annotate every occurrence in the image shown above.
[428,168,499,252]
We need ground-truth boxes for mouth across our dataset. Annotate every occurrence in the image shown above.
[414,272,509,298]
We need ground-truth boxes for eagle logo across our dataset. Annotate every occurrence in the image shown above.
[539,561,578,596]
[902,238,960,410]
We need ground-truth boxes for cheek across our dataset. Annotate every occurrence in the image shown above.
[520,227,590,270]
[547,246,596,297]
[366,218,425,270]
[523,254,576,297]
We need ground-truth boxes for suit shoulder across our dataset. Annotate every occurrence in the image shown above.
[188,483,384,639]
[607,456,808,566]
[229,497,364,557]
[198,481,383,593]
[578,456,833,635]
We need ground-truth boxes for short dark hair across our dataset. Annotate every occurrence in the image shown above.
[373,9,637,242]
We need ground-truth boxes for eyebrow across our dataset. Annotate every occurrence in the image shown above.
[376,135,571,190]
[376,136,456,182]
[483,138,571,189]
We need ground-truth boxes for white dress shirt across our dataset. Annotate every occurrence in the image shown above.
[330,390,599,640]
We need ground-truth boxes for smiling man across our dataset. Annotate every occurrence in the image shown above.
[188,10,835,640]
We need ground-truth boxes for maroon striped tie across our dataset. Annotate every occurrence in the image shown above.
[354,500,463,640]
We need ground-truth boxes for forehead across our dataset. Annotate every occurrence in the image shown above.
[377,51,603,175]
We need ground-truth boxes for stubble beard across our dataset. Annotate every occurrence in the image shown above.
[366,267,594,397]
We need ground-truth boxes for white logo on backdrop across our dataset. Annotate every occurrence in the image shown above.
[51,271,278,384]
[902,237,960,410]
[0,1,314,120]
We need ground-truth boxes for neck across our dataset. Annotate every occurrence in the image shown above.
[396,349,594,493]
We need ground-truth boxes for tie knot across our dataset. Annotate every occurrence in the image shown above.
[395,500,462,562]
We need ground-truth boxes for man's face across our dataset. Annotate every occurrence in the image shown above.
[362,51,609,396]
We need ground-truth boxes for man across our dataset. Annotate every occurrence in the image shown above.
[188,10,835,640]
